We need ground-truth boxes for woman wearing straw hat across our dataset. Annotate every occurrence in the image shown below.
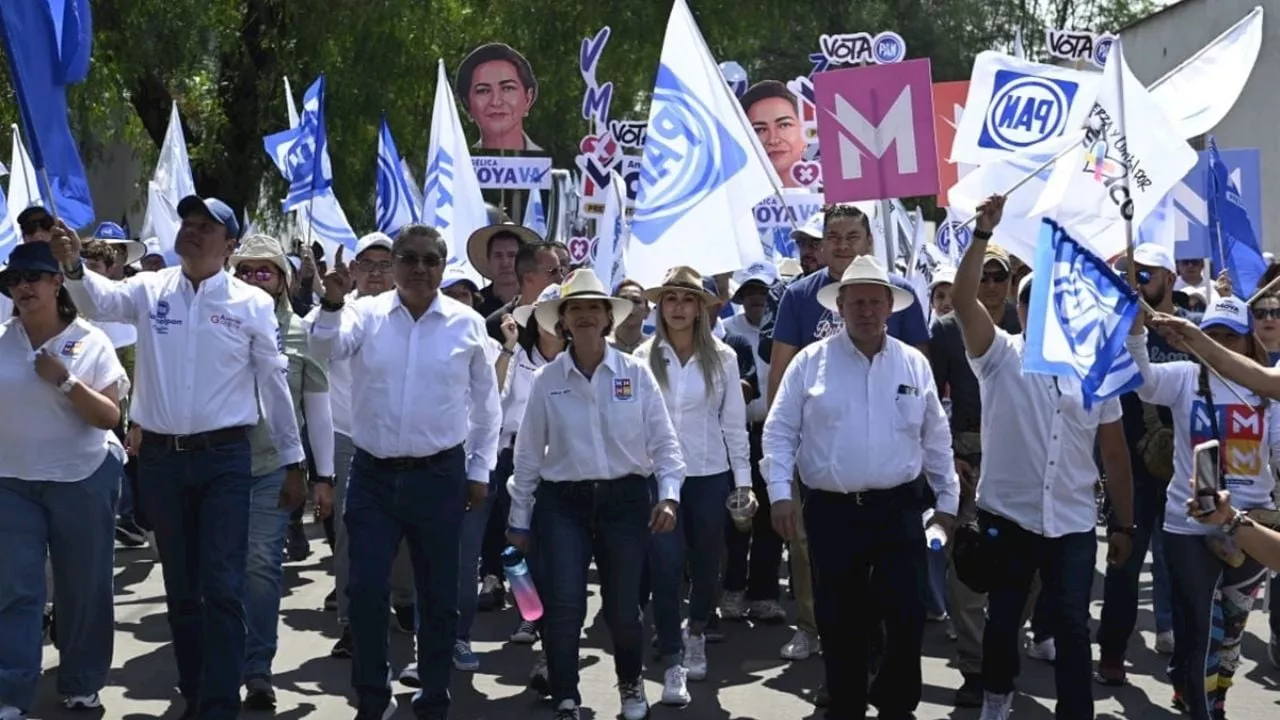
[634,266,754,706]
[507,268,686,720]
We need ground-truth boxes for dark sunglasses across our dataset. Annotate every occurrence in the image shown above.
[356,259,393,274]
[1135,269,1153,285]
[395,253,444,269]
[1,269,51,288]
[235,267,278,282]
[1252,307,1280,321]
[19,216,54,235]
[981,271,1010,284]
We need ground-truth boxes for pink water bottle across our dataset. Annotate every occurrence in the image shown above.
[502,546,543,622]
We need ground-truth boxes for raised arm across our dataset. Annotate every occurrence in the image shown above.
[1148,312,1280,399]
[951,196,1005,359]
[307,247,364,362]
[52,220,142,323]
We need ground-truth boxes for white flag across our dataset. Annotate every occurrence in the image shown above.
[6,125,39,241]
[628,0,773,287]
[141,102,196,264]
[592,170,630,293]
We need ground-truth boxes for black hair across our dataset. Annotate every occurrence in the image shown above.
[455,43,538,115]
[1018,280,1032,306]
[392,224,448,258]
[823,203,872,236]
[1256,260,1280,298]
[739,80,798,116]
[556,299,615,342]
[488,230,526,258]
[515,242,556,282]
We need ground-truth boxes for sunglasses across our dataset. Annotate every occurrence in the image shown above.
[542,264,567,279]
[1,269,50,288]
[235,267,278,282]
[981,271,1010,284]
[19,217,54,235]
[356,259,393,273]
[1136,269,1153,285]
[395,253,444,269]
[1252,308,1280,321]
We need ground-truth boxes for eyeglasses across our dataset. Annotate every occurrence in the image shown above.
[395,253,444,269]
[981,271,1010,284]
[356,259,393,274]
[1252,308,1280,321]
[19,217,53,235]
[1,270,49,288]
[234,267,277,282]
[542,265,566,279]
[1135,269,1153,285]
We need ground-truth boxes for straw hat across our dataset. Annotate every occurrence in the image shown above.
[513,283,562,327]
[228,234,292,283]
[532,269,633,330]
[465,220,542,280]
[643,266,719,305]
[816,255,914,313]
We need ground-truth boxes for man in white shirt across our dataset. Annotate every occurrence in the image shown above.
[951,196,1134,720]
[51,195,307,720]
[309,224,501,720]
[763,255,959,720]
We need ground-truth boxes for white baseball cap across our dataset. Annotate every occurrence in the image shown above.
[355,232,394,258]
[1114,243,1176,273]
[1201,296,1252,335]
[789,211,824,242]
[929,267,957,290]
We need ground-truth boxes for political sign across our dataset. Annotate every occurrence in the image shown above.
[753,190,825,259]
[1171,148,1261,259]
[1045,30,1116,69]
[809,31,908,74]
[931,81,973,207]
[471,155,552,190]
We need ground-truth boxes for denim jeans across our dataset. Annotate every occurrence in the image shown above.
[979,510,1096,720]
[345,446,467,719]
[1097,477,1174,658]
[140,437,254,720]
[243,469,290,681]
[649,471,731,661]
[457,447,512,641]
[0,451,122,711]
[722,423,783,601]
[332,432,356,622]
[535,476,650,706]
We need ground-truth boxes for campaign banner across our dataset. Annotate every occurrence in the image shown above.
[753,190,825,259]
[575,26,644,217]
[1172,148,1262,259]
[814,58,939,203]
[1044,30,1115,69]
[932,81,972,207]
[808,31,908,74]
[471,155,552,190]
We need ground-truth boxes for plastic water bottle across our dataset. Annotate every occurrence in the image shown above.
[925,524,948,551]
[502,546,544,622]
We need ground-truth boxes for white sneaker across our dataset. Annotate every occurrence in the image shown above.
[398,662,420,688]
[979,690,1014,720]
[683,629,708,680]
[510,619,539,644]
[381,697,398,720]
[62,693,102,710]
[0,705,25,720]
[1026,637,1056,662]
[553,699,581,720]
[720,590,746,620]
[661,664,690,705]
[1155,630,1175,655]
[780,629,820,660]
[619,677,650,720]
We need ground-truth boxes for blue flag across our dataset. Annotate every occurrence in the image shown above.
[263,75,333,212]
[1024,219,1143,410]
[0,0,95,229]
[374,116,420,236]
[1207,137,1265,298]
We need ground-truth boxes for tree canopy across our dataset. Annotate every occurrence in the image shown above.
[1,0,1158,230]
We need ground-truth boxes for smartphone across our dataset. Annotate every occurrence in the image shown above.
[1192,439,1221,513]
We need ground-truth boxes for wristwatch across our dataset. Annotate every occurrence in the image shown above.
[319,297,345,312]
[58,374,79,394]
[312,475,335,486]
[972,229,993,240]
[1223,510,1254,537]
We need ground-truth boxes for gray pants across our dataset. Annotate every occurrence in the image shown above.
[333,433,415,621]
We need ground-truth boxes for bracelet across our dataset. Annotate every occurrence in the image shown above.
[972,229,993,240]
[1223,510,1254,537]
[500,347,515,357]
[63,261,85,280]
[319,297,345,312]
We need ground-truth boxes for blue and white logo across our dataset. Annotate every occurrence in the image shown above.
[632,64,748,245]
[934,221,972,256]
[1093,36,1114,68]
[156,300,170,319]
[873,32,906,64]
[979,70,1079,151]
[423,149,456,233]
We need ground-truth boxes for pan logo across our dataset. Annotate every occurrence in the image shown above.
[979,71,1079,151]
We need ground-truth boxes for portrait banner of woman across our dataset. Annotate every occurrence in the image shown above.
[740,80,811,190]
[456,42,544,153]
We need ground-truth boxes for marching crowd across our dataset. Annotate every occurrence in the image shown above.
[3,191,1280,720]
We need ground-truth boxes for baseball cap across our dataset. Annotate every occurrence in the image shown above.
[984,244,1011,271]
[1114,243,1176,273]
[731,261,779,303]
[929,267,957,290]
[177,195,241,239]
[355,232,394,258]
[1201,296,1252,335]
[440,264,479,293]
[15,205,51,227]
[789,211,824,242]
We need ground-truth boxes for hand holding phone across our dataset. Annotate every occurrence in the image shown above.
[1192,439,1221,514]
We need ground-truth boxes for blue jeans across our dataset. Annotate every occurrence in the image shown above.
[345,447,467,719]
[649,472,730,661]
[535,476,650,706]
[243,469,290,681]
[979,510,1096,720]
[0,451,122,711]
[456,447,513,641]
[140,437,254,720]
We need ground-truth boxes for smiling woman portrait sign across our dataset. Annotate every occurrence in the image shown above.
[455,42,544,152]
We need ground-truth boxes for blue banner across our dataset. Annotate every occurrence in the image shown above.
[1171,147,1261,260]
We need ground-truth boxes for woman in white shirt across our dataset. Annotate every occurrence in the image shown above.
[0,242,127,718]
[506,269,685,720]
[1126,297,1277,720]
[634,266,752,706]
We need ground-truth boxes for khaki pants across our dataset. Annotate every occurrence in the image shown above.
[790,474,817,635]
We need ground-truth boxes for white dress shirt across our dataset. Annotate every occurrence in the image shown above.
[508,347,686,530]
[763,332,958,514]
[0,318,128,481]
[322,291,361,438]
[634,338,751,488]
[64,267,304,465]
[307,291,500,483]
[499,345,553,450]
[971,329,1121,537]
[723,313,770,423]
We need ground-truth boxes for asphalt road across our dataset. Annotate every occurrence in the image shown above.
[28,528,1280,719]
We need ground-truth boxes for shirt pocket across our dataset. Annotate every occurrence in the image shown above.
[893,394,925,433]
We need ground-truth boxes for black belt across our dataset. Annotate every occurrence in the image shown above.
[809,481,918,507]
[141,426,249,453]
[359,444,462,471]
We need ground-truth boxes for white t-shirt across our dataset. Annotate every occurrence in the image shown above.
[0,318,128,481]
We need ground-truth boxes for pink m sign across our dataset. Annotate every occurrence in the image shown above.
[814,58,939,203]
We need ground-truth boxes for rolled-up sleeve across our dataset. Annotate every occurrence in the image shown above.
[508,371,548,531]
[466,326,502,483]
[761,350,806,503]
[640,365,685,503]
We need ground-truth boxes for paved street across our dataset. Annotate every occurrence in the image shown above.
[30,529,1280,719]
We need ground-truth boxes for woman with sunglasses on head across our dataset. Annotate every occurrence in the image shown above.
[0,242,128,719]
[634,266,754,707]
[1126,296,1278,720]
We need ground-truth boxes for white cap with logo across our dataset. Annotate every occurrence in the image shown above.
[1200,295,1252,335]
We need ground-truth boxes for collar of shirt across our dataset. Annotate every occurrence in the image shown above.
[562,345,624,382]
[388,291,446,321]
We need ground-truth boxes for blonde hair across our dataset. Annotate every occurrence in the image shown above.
[648,294,725,396]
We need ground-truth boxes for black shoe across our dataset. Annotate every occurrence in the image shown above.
[954,673,983,708]
[392,603,415,633]
[475,575,506,612]
[330,627,353,658]
[814,684,829,707]
[242,678,276,710]
[115,518,146,547]
[323,589,337,612]
[285,522,311,562]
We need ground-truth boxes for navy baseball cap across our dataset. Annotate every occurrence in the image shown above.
[177,195,241,239]
[15,205,51,226]
[0,242,61,297]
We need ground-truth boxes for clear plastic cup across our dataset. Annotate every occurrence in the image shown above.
[726,487,757,532]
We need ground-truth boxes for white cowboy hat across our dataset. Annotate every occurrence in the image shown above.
[513,283,562,327]
[533,269,633,331]
[465,221,543,281]
[816,255,914,313]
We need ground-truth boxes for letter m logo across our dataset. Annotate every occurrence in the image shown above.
[832,86,917,181]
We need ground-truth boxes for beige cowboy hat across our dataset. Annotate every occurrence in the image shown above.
[513,283,562,327]
[643,265,719,305]
[228,233,292,283]
[816,255,914,313]
[465,221,543,281]
[533,268,633,331]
